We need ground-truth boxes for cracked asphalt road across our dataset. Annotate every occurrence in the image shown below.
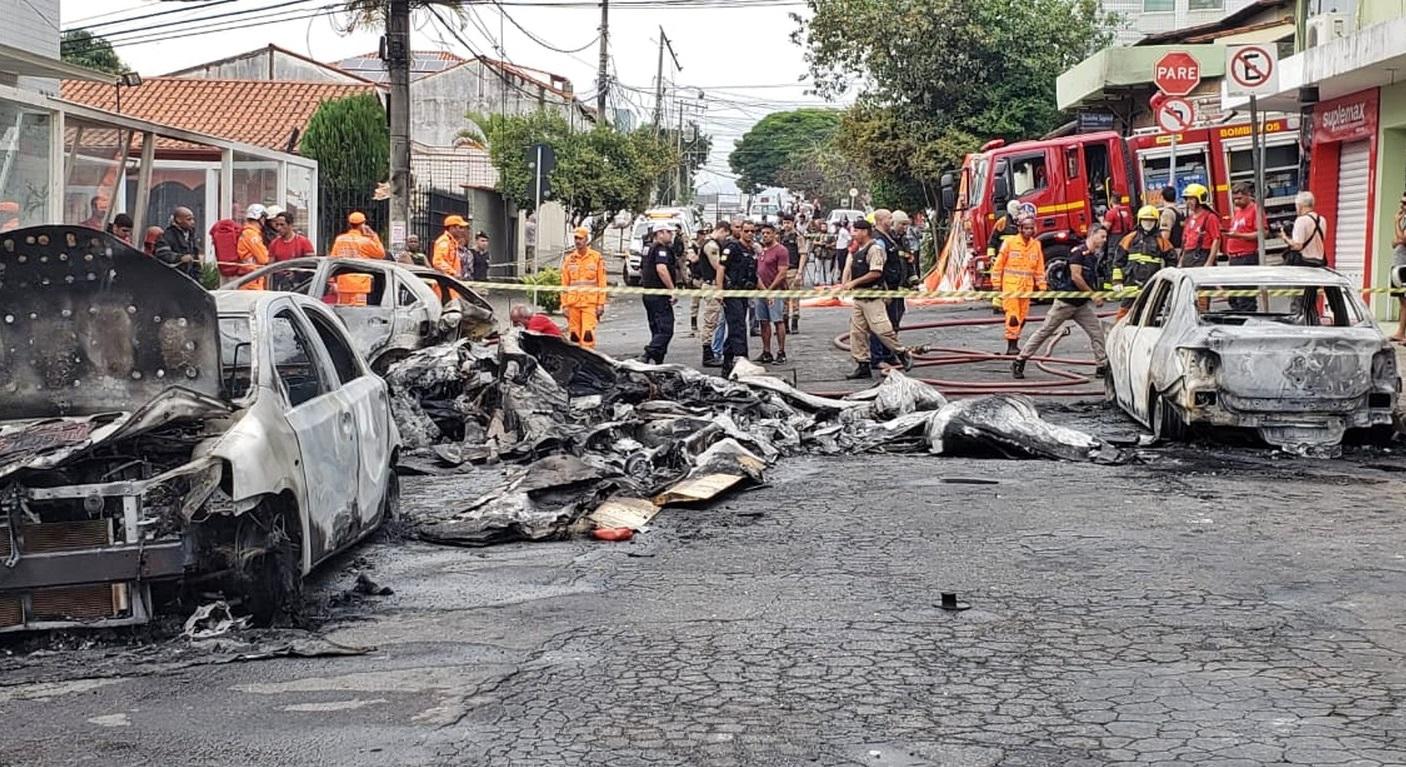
[3,299,1406,766]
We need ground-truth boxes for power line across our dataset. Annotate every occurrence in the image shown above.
[65,0,314,39]
[491,0,600,54]
[64,5,345,51]
[63,0,241,33]
[425,4,577,109]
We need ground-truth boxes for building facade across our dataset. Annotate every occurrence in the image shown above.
[1102,0,1260,44]
[1241,2,1406,319]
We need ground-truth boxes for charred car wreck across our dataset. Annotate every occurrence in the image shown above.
[0,228,400,632]
[229,257,496,372]
[1105,267,1400,451]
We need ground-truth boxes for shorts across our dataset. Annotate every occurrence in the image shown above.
[752,297,785,322]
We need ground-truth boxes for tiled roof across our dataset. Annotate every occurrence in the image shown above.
[59,77,380,153]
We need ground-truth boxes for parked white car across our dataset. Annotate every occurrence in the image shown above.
[0,228,400,631]
[230,257,494,372]
[1105,266,1399,450]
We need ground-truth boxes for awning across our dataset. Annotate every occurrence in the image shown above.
[0,42,116,84]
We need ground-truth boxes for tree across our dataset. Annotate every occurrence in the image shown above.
[727,109,841,193]
[60,31,127,75]
[793,0,1115,200]
[299,94,389,191]
[469,111,677,223]
[775,142,870,210]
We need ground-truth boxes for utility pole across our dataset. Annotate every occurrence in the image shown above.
[386,0,411,249]
[595,0,609,123]
[652,26,681,131]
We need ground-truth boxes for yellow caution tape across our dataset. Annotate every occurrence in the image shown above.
[465,280,1406,302]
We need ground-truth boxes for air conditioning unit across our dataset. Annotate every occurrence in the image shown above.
[1306,12,1348,48]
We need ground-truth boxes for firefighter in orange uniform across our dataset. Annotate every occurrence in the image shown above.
[991,215,1046,356]
[560,226,607,348]
[236,204,270,291]
[432,214,469,278]
[328,211,386,305]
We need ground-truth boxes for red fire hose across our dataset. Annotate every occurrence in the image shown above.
[827,311,1115,397]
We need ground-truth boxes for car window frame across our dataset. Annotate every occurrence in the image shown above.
[1139,280,1174,328]
[302,306,366,386]
[269,307,336,408]
[325,262,393,308]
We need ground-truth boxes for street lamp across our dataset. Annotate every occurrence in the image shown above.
[114,71,142,115]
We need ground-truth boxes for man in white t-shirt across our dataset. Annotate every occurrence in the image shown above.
[1284,191,1327,266]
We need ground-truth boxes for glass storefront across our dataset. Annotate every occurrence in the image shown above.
[0,101,52,230]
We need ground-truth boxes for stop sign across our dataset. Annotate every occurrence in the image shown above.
[1154,51,1201,96]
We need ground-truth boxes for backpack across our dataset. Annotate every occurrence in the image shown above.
[210,219,242,278]
[1283,213,1326,268]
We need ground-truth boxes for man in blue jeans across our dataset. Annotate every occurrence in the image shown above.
[752,222,790,363]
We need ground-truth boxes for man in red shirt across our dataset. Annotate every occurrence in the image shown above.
[752,222,790,364]
[269,211,316,262]
[1221,182,1263,311]
[510,304,563,337]
[1178,182,1221,269]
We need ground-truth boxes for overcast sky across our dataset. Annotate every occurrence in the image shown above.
[60,0,847,195]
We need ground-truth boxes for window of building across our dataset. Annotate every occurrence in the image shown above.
[1143,0,1173,11]
[0,102,52,230]
[1188,0,1222,9]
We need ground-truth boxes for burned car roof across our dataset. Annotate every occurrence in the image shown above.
[1173,266,1357,287]
[0,226,222,420]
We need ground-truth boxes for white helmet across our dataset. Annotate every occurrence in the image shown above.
[1006,200,1021,219]
[245,203,268,220]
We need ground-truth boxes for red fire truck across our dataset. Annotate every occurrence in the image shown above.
[928,117,1302,294]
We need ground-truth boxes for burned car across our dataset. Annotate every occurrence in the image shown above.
[1105,266,1399,449]
[230,257,496,372]
[0,228,400,631]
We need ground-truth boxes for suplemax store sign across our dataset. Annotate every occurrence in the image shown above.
[1314,88,1379,144]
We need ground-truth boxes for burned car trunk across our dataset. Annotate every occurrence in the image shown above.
[0,227,229,631]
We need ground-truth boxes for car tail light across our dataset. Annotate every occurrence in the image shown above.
[1178,348,1220,383]
[1372,349,1398,384]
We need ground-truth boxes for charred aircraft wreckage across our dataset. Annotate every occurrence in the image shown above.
[0,227,400,633]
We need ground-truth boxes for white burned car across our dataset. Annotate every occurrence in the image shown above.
[230,257,495,372]
[1105,266,1399,450]
[0,228,399,631]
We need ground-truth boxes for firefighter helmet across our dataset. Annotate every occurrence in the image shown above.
[1182,183,1209,204]
[1136,205,1160,221]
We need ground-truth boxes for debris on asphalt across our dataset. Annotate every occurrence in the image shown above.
[182,601,251,640]
[351,573,394,597]
[938,592,971,612]
[385,333,1126,546]
[591,527,635,542]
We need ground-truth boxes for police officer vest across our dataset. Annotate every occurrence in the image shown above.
[694,240,720,282]
[720,238,757,290]
[851,240,886,289]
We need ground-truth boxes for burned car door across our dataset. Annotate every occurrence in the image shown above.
[300,305,395,537]
[391,272,435,344]
[266,306,363,563]
[325,263,397,364]
[1127,278,1176,421]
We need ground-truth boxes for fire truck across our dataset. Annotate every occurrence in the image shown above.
[928,116,1302,294]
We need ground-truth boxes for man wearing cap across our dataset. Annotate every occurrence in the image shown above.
[561,226,607,348]
[396,233,428,266]
[328,211,386,305]
[236,204,270,291]
[432,215,470,278]
[839,219,910,378]
[640,222,678,364]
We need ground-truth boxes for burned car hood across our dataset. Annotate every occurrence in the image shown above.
[0,226,223,419]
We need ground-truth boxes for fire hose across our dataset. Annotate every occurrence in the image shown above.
[827,312,1117,397]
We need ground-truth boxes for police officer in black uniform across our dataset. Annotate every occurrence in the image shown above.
[640,222,677,363]
[719,220,759,376]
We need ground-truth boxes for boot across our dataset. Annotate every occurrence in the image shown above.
[1004,340,1021,356]
[789,315,799,334]
[1011,358,1027,379]
[897,349,914,372]
[721,355,735,378]
[702,345,722,368]
[845,363,873,380]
